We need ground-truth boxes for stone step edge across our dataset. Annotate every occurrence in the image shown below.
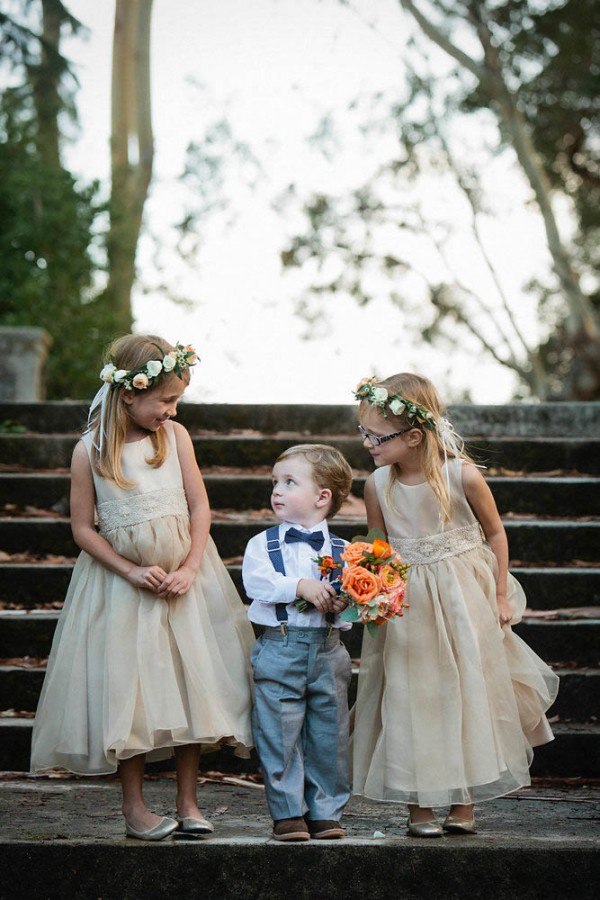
[1,609,598,625]
[1,718,597,737]
[2,399,600,434]
[2,472,600,482]
[1,663,596,679]
[1,564,598,576]
[2,516,599,526]
[3,432,600,442]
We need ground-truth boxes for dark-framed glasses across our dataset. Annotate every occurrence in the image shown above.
[358,424,415,446]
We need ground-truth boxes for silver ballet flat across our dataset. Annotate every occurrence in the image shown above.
[174,815,215,838]
[443,814,477,834]
[406,815,443,838]
[125,816,178,841]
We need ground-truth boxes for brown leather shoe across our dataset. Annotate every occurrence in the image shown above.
[306,819,345,839]
[272,817,310,841]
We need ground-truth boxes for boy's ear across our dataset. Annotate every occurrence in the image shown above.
[316,487,333,509]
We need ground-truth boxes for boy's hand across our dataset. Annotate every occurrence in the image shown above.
[330,594,348,614]
[296,578,338,613]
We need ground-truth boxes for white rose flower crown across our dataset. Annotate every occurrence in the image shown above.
[99,343,199,392]
[87,343,199,452]
[354,377,437,431]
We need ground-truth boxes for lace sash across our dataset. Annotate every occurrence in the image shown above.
[97,487,188,533]
[390,522,483,565]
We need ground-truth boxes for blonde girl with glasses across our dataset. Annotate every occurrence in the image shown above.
[350,373,558,837]
[31,334,254,841]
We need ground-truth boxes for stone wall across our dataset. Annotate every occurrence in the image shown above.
[0,328,52,401]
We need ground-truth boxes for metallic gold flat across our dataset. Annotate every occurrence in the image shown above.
[443,814,477,834]
[174,815,215,838]
[406,815,443,838]
[125,816,178,841]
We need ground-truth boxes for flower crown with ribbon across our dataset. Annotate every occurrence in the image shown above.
[354,378,437,432]
[354,377,477,499]
[98,343,199,392]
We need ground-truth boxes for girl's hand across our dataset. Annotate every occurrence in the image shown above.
[127,565,168,593]
[296,578,337,613]
[157,565,197,600]
[497,594,512,627]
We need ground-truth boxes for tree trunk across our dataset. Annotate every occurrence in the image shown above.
[399,0,600,396]
[106,0,154,332]
[30,0,62,170]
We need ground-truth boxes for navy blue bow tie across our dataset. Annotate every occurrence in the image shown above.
[284,527,325,550]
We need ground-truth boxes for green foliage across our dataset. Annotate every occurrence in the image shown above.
[0,2,112,400]
[0,98,109,399]
[281,0,600,399]
[462,0,600,276]
[0,419,27,434]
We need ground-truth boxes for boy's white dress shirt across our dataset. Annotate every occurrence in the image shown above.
[242,520,350,630]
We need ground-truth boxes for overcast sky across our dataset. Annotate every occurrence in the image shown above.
[59,0,549,405]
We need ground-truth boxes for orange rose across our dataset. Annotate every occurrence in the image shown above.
[317,555,337,576]
[387,587,406,615]
[341,542,371,567]
[372,538,393,560]
[342,566,380,605]
[380,564,402,592]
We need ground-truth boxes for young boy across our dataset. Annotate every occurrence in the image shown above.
[242,444,354,842]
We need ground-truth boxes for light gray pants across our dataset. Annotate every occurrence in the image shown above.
[251,626,352,822]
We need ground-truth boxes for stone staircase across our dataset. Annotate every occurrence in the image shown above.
[0,400,599,777]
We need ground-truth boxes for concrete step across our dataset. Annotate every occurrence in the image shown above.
[2,664,596,722]
[2,564,598,611]
[2,399,599,436]
[0,610,597,666]
[0,717,597,780]
[2,433,600,472]
[0,777,598,900]
[1,517,598,563]
[2,472,600,517]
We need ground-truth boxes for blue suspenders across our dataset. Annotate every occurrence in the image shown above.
[265,525,345,631]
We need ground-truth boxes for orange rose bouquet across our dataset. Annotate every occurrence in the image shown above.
[339,529,410,636]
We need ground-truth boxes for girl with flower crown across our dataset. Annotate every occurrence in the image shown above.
[350,373,559,837]
[31,334,255,841]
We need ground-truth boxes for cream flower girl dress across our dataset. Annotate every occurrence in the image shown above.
[351,457,559,806]
[31,421,254,774]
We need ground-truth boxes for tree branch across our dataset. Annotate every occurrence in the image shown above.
[399,0,487,83]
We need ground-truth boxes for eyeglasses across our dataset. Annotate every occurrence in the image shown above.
[358,424,415,446]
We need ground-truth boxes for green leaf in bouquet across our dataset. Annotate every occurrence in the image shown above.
[366,621,380,638]
[350,527,387,544]
[340,606,362,622]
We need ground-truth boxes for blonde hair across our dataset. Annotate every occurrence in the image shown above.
[89,334,190,488]
[275,444,353,518]
[359,373,472,523]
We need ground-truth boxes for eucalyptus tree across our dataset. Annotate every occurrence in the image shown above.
[399,0,599,397]
[105,0,154,332]
[282,0,599,399]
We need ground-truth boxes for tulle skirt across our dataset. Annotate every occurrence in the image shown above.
[31,518,255,775]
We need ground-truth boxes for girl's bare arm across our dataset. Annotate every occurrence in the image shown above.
[156,422,211,598]
[462,462,512,625]
[364,474,387,535]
